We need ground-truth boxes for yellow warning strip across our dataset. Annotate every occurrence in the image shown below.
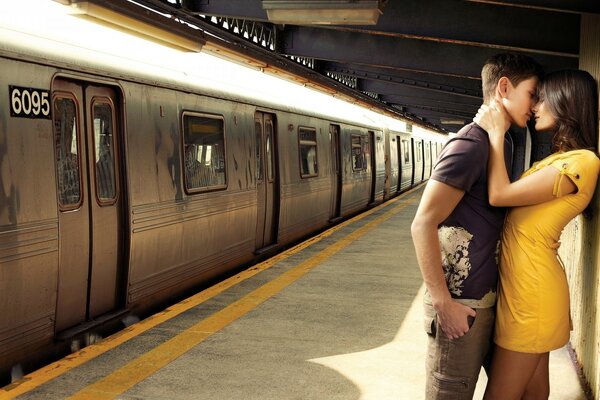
[0,186,421,399]
[67,197,416,399]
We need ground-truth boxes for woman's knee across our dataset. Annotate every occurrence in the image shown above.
[521,354,550,400]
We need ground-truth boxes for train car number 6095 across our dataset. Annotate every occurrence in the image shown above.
[9,85,51,119]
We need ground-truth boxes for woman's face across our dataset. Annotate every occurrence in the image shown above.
[532,95,557,132]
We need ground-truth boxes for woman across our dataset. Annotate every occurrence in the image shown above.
[474,69,600,400]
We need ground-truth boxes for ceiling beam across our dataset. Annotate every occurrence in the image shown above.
[466,0,600,14]
[382,96,476,117]
[334,0,580,56]
[322,62,483,96]
[280,26,578,79]
[360,80,480,109]
[370,88,480,112]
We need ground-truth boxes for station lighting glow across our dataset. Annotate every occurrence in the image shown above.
[67,1,204,52]
[1,0,432,138]
[308,285,488,398]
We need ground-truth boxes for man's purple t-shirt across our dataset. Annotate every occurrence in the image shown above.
[430,122,510,306]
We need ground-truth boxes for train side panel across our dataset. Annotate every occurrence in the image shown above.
[276,116,332,244]
[0,60,59,369]
[124,83,257,308]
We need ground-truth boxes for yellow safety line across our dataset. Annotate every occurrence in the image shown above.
[0,186,421,399]
[68,197,416,399]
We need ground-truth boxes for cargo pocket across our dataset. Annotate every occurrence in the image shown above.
[432,371,470,396]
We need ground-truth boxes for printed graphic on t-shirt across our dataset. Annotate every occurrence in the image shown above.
[438,225,473,296]
[430,124,508,302]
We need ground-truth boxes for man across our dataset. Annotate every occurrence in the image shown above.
[411,53,542,399]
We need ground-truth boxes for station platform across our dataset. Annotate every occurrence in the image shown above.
[1,186,586,400]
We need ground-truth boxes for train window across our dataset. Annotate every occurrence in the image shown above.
[92,100,117,204]
[363,137,370,168]
[402,139,410,164]
[417,142,422,162]
[53,96,82,209]
[351,134,367,172]
[255,121,263,181]
[298,127,318,178]
[183,113,227,192]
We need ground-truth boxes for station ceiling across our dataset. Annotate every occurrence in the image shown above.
[62,0,599,133]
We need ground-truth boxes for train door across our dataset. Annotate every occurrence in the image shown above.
[396,136,403,192]
[254,112,279,250]
[329,124,341,221]
[398,137,412,191]
[368,131,376,204]
[411,138,424,185]
[388,135,399,196]
[423,141,432,180]
[410,138,416,185]
[52,79,125,333]
[419,141,425,181]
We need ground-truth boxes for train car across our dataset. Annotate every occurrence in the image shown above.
[0,1,445,381]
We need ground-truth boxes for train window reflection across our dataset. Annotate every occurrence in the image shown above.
[298,127,318,178]
[266,122,274,181]
[255,121,263,182]
[93,101,117,203]
[53,96,82,209]
[402,139,410,164]
[352,134,367,172]
[183,113,227,192]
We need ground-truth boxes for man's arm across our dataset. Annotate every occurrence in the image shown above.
[411,180,477,339]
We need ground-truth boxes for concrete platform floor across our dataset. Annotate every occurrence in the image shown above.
[1,187,587,399]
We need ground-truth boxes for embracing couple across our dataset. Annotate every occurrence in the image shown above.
[411,53,600,399]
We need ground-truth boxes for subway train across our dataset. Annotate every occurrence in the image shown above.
[0,2,446,381]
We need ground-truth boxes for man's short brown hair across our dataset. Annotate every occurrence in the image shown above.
[481,53,543,103]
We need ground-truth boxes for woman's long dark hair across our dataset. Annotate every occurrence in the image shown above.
[540,69,599,219]
[540,69,599,153]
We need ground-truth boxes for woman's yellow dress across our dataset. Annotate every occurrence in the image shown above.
[495,149,600,353]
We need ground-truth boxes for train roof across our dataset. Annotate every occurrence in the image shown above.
[0,0,443,140]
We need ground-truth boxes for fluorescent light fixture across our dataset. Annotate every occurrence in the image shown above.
[66,1,204,52]
[261,0,386,25]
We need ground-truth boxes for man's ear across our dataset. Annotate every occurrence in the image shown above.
[496,76,510,100]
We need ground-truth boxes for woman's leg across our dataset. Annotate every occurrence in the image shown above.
[483,345,545,400]
[522,352,550,400]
